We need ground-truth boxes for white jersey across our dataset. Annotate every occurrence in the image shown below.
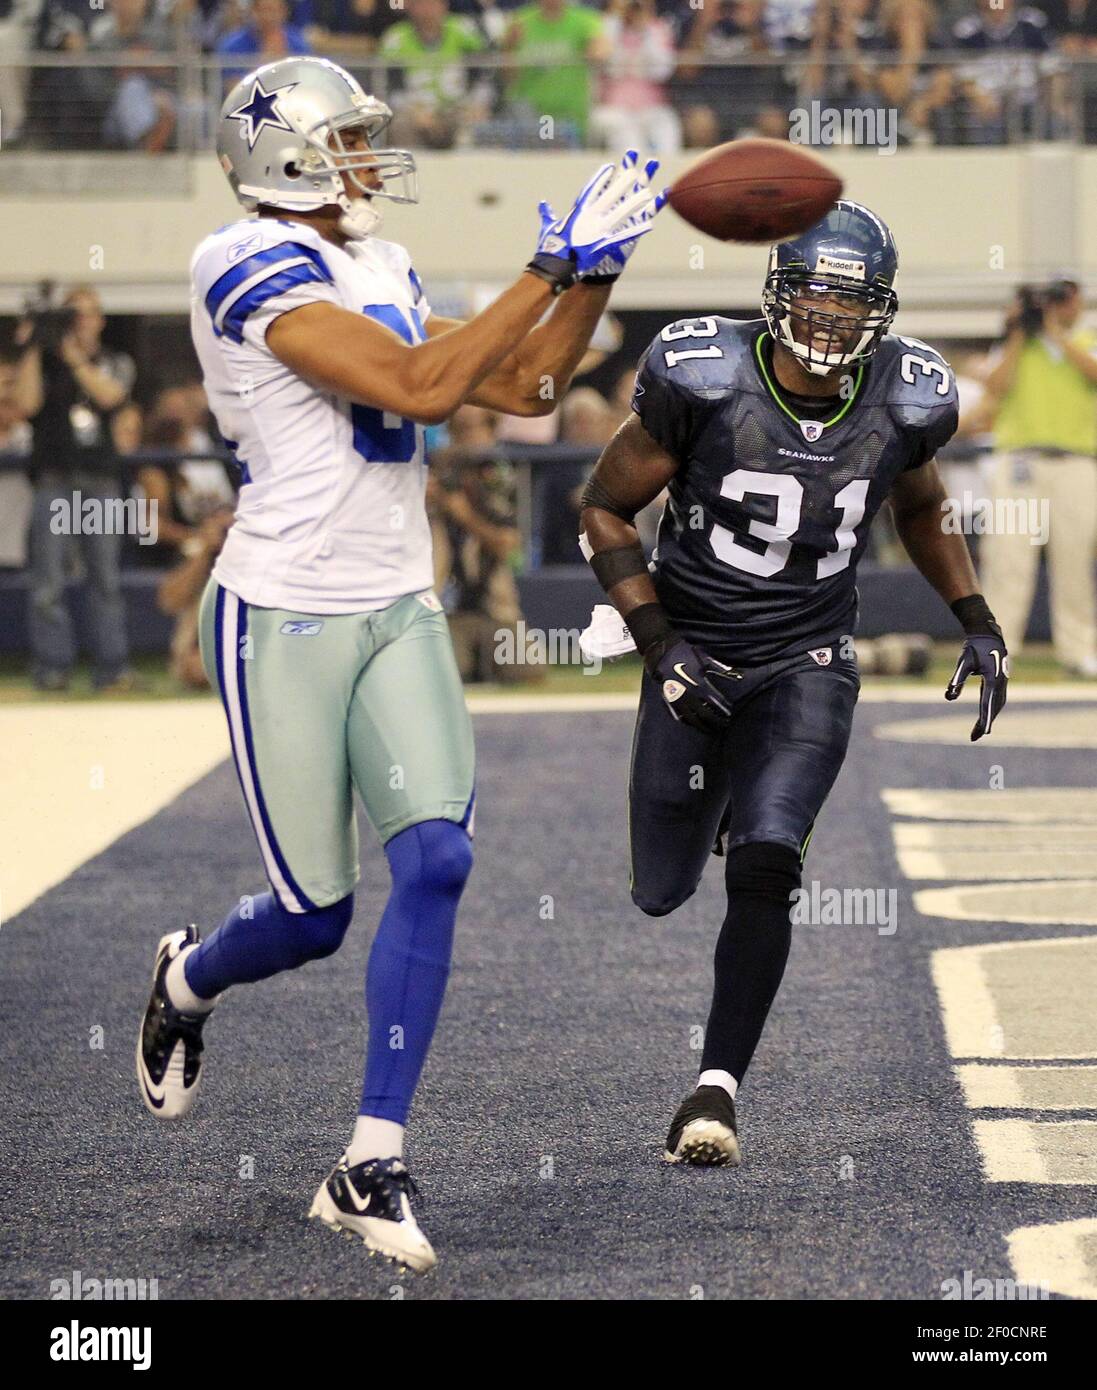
[189,216,434,613]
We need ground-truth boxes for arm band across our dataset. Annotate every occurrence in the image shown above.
[579,474,638,525]
[623,601,674,658]
[589,543,649,593]
[950,593,1001,636]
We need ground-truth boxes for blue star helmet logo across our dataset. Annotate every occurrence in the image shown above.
[228,77,298,152]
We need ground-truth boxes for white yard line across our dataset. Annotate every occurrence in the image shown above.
[464,683,1097,715]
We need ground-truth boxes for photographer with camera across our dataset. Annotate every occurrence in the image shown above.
[979,276,1097,676]
[17,284,137,692]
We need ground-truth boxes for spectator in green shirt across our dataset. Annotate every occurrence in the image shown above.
[504,0,608,144]
[380,0,491,148]
[980,279,1097,674]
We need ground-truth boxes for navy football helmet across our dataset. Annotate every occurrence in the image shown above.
[762,200,899,376]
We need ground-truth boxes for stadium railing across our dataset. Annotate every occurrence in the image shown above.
[0,443,599,572]
[9,51,1097,153]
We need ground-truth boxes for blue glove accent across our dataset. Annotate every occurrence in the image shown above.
[531,150,665,285]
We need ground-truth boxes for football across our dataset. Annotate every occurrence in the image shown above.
[667,138,844,244]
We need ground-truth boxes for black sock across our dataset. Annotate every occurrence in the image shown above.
[699,841,802,1085]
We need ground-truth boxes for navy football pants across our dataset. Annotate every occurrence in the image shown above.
[628,649,859,917]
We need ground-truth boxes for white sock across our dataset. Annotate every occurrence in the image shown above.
[348,1116,404,1165]
[164,946,216,1015]
[697,1069,738,1101]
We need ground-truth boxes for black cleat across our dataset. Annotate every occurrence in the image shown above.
[664,1085,741,1166]
[136,927,210,1119]
[309,1154,436,1271]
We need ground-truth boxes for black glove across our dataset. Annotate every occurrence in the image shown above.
[945,598,1009,741]
[645,635,741,734]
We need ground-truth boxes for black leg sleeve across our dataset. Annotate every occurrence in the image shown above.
[699,840,803,1085]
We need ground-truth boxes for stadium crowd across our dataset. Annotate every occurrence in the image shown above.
[3,273,1097,688]
[4,0,1097,152]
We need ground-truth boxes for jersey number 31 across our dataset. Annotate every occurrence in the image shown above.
[713,472,870,580]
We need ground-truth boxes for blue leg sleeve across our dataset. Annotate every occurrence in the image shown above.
[184,891,354,999]
[359,820,473,1123]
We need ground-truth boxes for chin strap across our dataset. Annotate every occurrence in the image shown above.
[338,197,383,241]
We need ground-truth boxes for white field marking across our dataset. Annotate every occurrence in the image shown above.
[974,1119,1097,1184]
[1009,1218,1097,1300]
[858,684,1094,704]
[0,701,228,924]
[957,1064,1097,1111]
[956,1063,1024,1108]
[932,945,1003,1057]
[931,936,1097,1058]
[973,1119,1049,1182]
[464,685,1097,716]
[893,822,1097,880]
[465,691,639,714]
[916,880,1097,927]
[894,822,1097,850]
[875,707,1097,747]
[883,788,1097,823]
[896,846,1097,881]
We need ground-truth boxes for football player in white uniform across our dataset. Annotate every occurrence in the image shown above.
[136,55,664,1271]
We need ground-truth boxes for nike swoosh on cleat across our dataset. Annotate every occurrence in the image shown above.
[139,1071,166,1110]
[338,1180,372,1215]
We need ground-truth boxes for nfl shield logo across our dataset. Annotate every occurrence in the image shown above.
[809,647,832,667]
[800,419,824,443]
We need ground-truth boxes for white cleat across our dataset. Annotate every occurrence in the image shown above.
[136,927,210,1120]
[309,1154,437,1273]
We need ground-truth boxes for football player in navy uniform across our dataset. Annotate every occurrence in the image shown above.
[580,200,1008,1166]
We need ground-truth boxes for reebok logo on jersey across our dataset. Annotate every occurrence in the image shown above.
[228,233,262,263]
[280,620,324,636]
[809,647,833,667]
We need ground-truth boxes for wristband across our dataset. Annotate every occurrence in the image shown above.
[624,601,674,658]
[950,593,1002,637]
[525,253,577,295]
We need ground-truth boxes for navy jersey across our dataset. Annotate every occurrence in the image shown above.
[632,317,958,664]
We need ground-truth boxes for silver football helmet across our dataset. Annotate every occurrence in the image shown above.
[216,56,418,240]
